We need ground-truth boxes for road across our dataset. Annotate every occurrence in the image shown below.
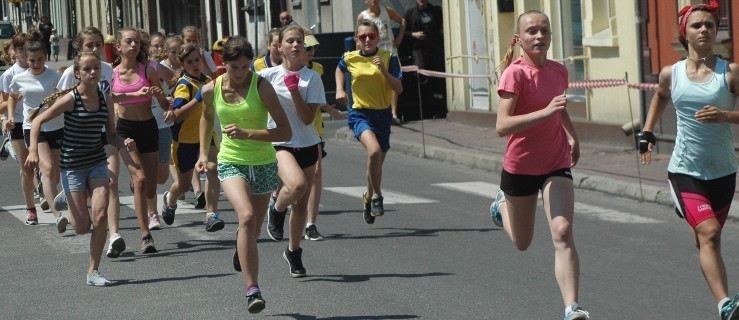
[0,120,737,319]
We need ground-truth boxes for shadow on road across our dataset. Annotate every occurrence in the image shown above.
[111,272,231,286]
[300,272,453,283]
[270,313,419,320]
[329,227,496,240]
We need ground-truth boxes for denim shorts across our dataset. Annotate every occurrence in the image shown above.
[217,162,278,195]
[61,161,110,193]
[158,128,172,164]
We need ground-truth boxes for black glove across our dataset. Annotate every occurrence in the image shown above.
[638,131,656,154]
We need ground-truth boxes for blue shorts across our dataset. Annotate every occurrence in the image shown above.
[158,128,172,164]
[61,161,110,193]
[217,162,278,194]
[172,137,216,173]
[347,107,391,152]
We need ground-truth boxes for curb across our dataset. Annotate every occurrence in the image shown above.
[335,127,739,219]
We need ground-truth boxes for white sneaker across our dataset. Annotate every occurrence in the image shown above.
[106,234,126,258]
[86,270,111,287]
[565,303,590,320]
[53,191,67,211]
[40,197,49,211]
[148,212,161,230]
[55,215,68,233]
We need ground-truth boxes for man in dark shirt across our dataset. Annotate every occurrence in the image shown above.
[404,0,443,73]
[38,16,53,60]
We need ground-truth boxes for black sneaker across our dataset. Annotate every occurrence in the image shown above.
[266,204,286,241]
[194,191,206,209]
[246,293,266,314]
[371,196,384,217]
[304,224,323,241]
[233,228,242,272]
[282,247,306,278]
[0,136,10,160]
[721,293,739,320]
[161,191,177,225]
[362,191,374,224]
[204,212,225,232]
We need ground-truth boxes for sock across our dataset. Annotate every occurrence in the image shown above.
[372,194,382,200]
[305,223,314,228]
[272,202,287,213]
[247,285,260,296]
[564,303,574,316]
[719,297,731,312]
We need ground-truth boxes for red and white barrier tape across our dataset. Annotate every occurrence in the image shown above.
[400,66,659,91]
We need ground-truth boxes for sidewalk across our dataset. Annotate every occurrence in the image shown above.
[334,117,739,219]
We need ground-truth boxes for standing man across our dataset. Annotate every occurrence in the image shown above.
[404,0,445,117]
[38,16,53,61]
[280,11,295,27]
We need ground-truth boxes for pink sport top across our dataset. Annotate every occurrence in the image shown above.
[112,62,152,105]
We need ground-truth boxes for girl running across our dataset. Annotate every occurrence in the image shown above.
[640,2,739,319]
[26,52,135,286]
[195,35,290,313]
[1,32,37,226]
[7,30,66,231]
[161,42,222,231]
[261,25,326,278]
[488,11,588,320]
[56,26,129,258]
[335,20,403,224]
[111,27,169,254]
[250,28,282,73]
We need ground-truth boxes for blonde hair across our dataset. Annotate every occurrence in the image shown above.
[496,10,548,74]
[169,43,200,88]
[29,53,101,120]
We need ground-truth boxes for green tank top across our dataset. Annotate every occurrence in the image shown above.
[213,72,276,165]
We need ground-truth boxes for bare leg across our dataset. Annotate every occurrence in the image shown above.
[542,177,579,307]
[306,145,323,225]
[204,147,220,214]
[358,130,385,198]
[37,142,62,218]
[87,179,110,273]
[12,140,35,209]
[694,218,729,303]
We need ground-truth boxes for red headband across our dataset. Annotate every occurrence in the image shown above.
[678,0,719,39]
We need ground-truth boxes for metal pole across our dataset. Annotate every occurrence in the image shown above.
[625,72,644,202]
[416,70,426,158]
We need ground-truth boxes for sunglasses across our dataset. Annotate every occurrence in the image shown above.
[356,33,378,41]
[305,45,319,52]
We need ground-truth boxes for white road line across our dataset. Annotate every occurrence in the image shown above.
[119,195,205,215]
[2,204,59,224]
[432,181,661,224]
[323,187,438,204]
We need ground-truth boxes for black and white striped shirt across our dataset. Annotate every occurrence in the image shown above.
[60,89,108,170]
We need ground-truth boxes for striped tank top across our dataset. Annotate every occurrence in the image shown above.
[60,89,109,170]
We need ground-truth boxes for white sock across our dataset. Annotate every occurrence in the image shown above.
[564,304,573,316]
[305,223,314,228]
[719,297,731,312]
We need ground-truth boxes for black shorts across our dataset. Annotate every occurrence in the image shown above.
[668,172,735,228]
[275,144,319,169]
[319,141,327,159]
[500,168,573,197]
[24,128,64,149]
[9,123,23,140]
[116,118,158,153]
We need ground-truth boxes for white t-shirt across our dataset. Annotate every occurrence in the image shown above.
[148,60,172,129]
[1,63,28,120]
[10,68,62,131]
[203,50,217,74]
[259,65,325,148]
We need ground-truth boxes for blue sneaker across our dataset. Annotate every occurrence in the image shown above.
[161,191,177,225]
[721,294,739,320]
[564,303,590,320]
[490,189,505,227]
[204,212,225,232]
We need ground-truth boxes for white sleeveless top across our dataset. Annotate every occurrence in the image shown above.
[361,7,395,52]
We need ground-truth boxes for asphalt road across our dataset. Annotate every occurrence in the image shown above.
[1,120,738,319]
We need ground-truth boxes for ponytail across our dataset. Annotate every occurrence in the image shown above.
[496,35,518,75]
[28,84,80,121]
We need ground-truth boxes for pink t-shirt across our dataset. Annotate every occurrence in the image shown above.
[497,57,571,175]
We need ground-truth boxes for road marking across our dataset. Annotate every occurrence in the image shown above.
[323,187,438,204]
[119,195,205,215]
[2,204,59,224]
[432,181,660,224]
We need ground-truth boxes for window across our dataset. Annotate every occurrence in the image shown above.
[582,0,618,47]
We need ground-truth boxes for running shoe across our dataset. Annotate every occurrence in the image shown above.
[140,234,157,254]
[564,303,590,320]
[25,209,38,225]
[53,191,67,212]
[266,203,286,241]
[232,227,242,272]
[269,194,277,209]
[304,224,323,241]
[246,293,266,314]
[370,195,384,217]
[7,140,17,162]
[55,215,68,233]
[362,191,374,224]
[490,189,505,227]
[194,191,206,209]
[282,247,306,278]
[0,136,10,160]
[106,234,126,258]
[161,191,177,225]
[204,212,225,232]
[148,212,161,230]
[86,270,112,287]
[721,293,739,320]
[40,197,49,211]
